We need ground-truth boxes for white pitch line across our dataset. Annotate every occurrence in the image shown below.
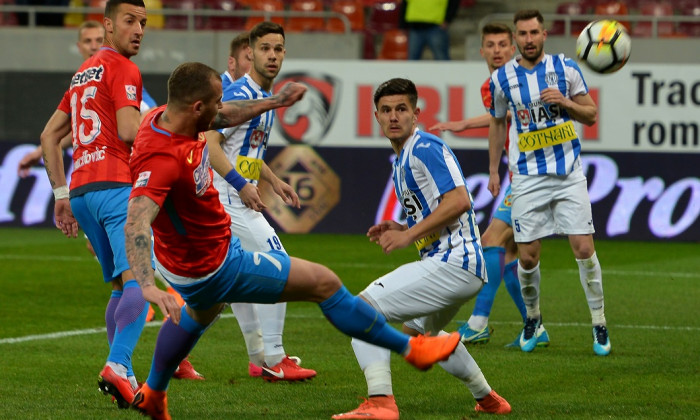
[2,255,699,278]
[2,314,699,345]
[330,263,700,279]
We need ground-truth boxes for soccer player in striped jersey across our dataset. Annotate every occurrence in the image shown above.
[221,32,252,92]
[488,9,610,356]
[430,23,550,348]
[332,78,511,419]
[124,62,461,419]
[204,22,316,382]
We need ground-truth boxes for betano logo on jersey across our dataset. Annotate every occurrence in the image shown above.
[70,65,104,88]
[273,72,340,145]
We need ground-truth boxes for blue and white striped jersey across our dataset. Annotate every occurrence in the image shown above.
[220,71,235,92]
[140,87,157,113]
[213,74,274,195]
[393,129,485,278]
[490,53,589,176]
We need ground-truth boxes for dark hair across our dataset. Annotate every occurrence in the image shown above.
[105,0,145,20]
[78,20,104,40]
[229,32,250,58]
[513,9,544,26]
[249,21,285,47]
[373,78,418,108]
[482,23,512,42]
[167,62,220,109]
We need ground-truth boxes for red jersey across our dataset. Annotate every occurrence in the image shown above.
[58,47,141,195]
[129,106,232,278]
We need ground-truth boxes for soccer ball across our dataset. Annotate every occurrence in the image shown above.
[576,20,631,74]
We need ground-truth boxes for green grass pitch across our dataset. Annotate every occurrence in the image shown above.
[1,228,699,419]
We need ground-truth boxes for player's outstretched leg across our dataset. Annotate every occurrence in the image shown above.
[319,285,459,370]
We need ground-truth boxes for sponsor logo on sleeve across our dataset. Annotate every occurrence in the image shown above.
[126,85,137,101]
[135,171,151,188]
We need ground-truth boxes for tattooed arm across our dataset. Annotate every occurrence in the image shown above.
[209,82,307,130]
[125,195,182,324]
[40,109,77,237]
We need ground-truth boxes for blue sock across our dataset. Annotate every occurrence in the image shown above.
[105,290,122,347]
[147,306,206,391]
[108,280,147,377]
[319,286,409,354]
[472,247,505,317]
[503,259,527,322]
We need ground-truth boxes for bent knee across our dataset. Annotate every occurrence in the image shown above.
[309,264,342,301]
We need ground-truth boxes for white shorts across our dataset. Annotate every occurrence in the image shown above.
[510,162,595,243]
[220,190,286,253]
[360,258,484,335]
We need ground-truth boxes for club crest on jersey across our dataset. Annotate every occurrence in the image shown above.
[192,146,211,197]
[125,85,137,101]
[515,104,531,126]
[545,72,559,87]
[249,124,267,149]
[134,171,151,188]
[273,72,340,145]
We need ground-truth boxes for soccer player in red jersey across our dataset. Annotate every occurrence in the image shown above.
[125,62,462,419]
[39,0,151,409]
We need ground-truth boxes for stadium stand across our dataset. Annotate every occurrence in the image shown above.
[549,2,588,35]
[244,0,285,30]
[203,0,245,30]
[677,0,700,37]
[144,0,164,29]
[378,28,408,60]
[0,0,17,26]
[286,0,325,32]
[63,0,84,27]
[366,0,400,34]
[162,0,207,30]
[86,0,106,22]
[633,1,676,37]
[326,0,365,33]
[594,1,630,31]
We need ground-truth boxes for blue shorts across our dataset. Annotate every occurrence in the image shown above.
[492,184,513,226]
[169,236,291,311]
[70,187,131,283]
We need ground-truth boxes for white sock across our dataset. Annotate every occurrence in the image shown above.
[437,332,491,399]
[576,252,606,326]
[106,361,127,378]
[257,302,287,367]
[231,303,264,363]
[518,261,541,319]
[468,315,488,331]
[351,338,392,396]
[128,375,138,390]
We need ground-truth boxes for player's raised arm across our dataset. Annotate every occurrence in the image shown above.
[210,82,306,129]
